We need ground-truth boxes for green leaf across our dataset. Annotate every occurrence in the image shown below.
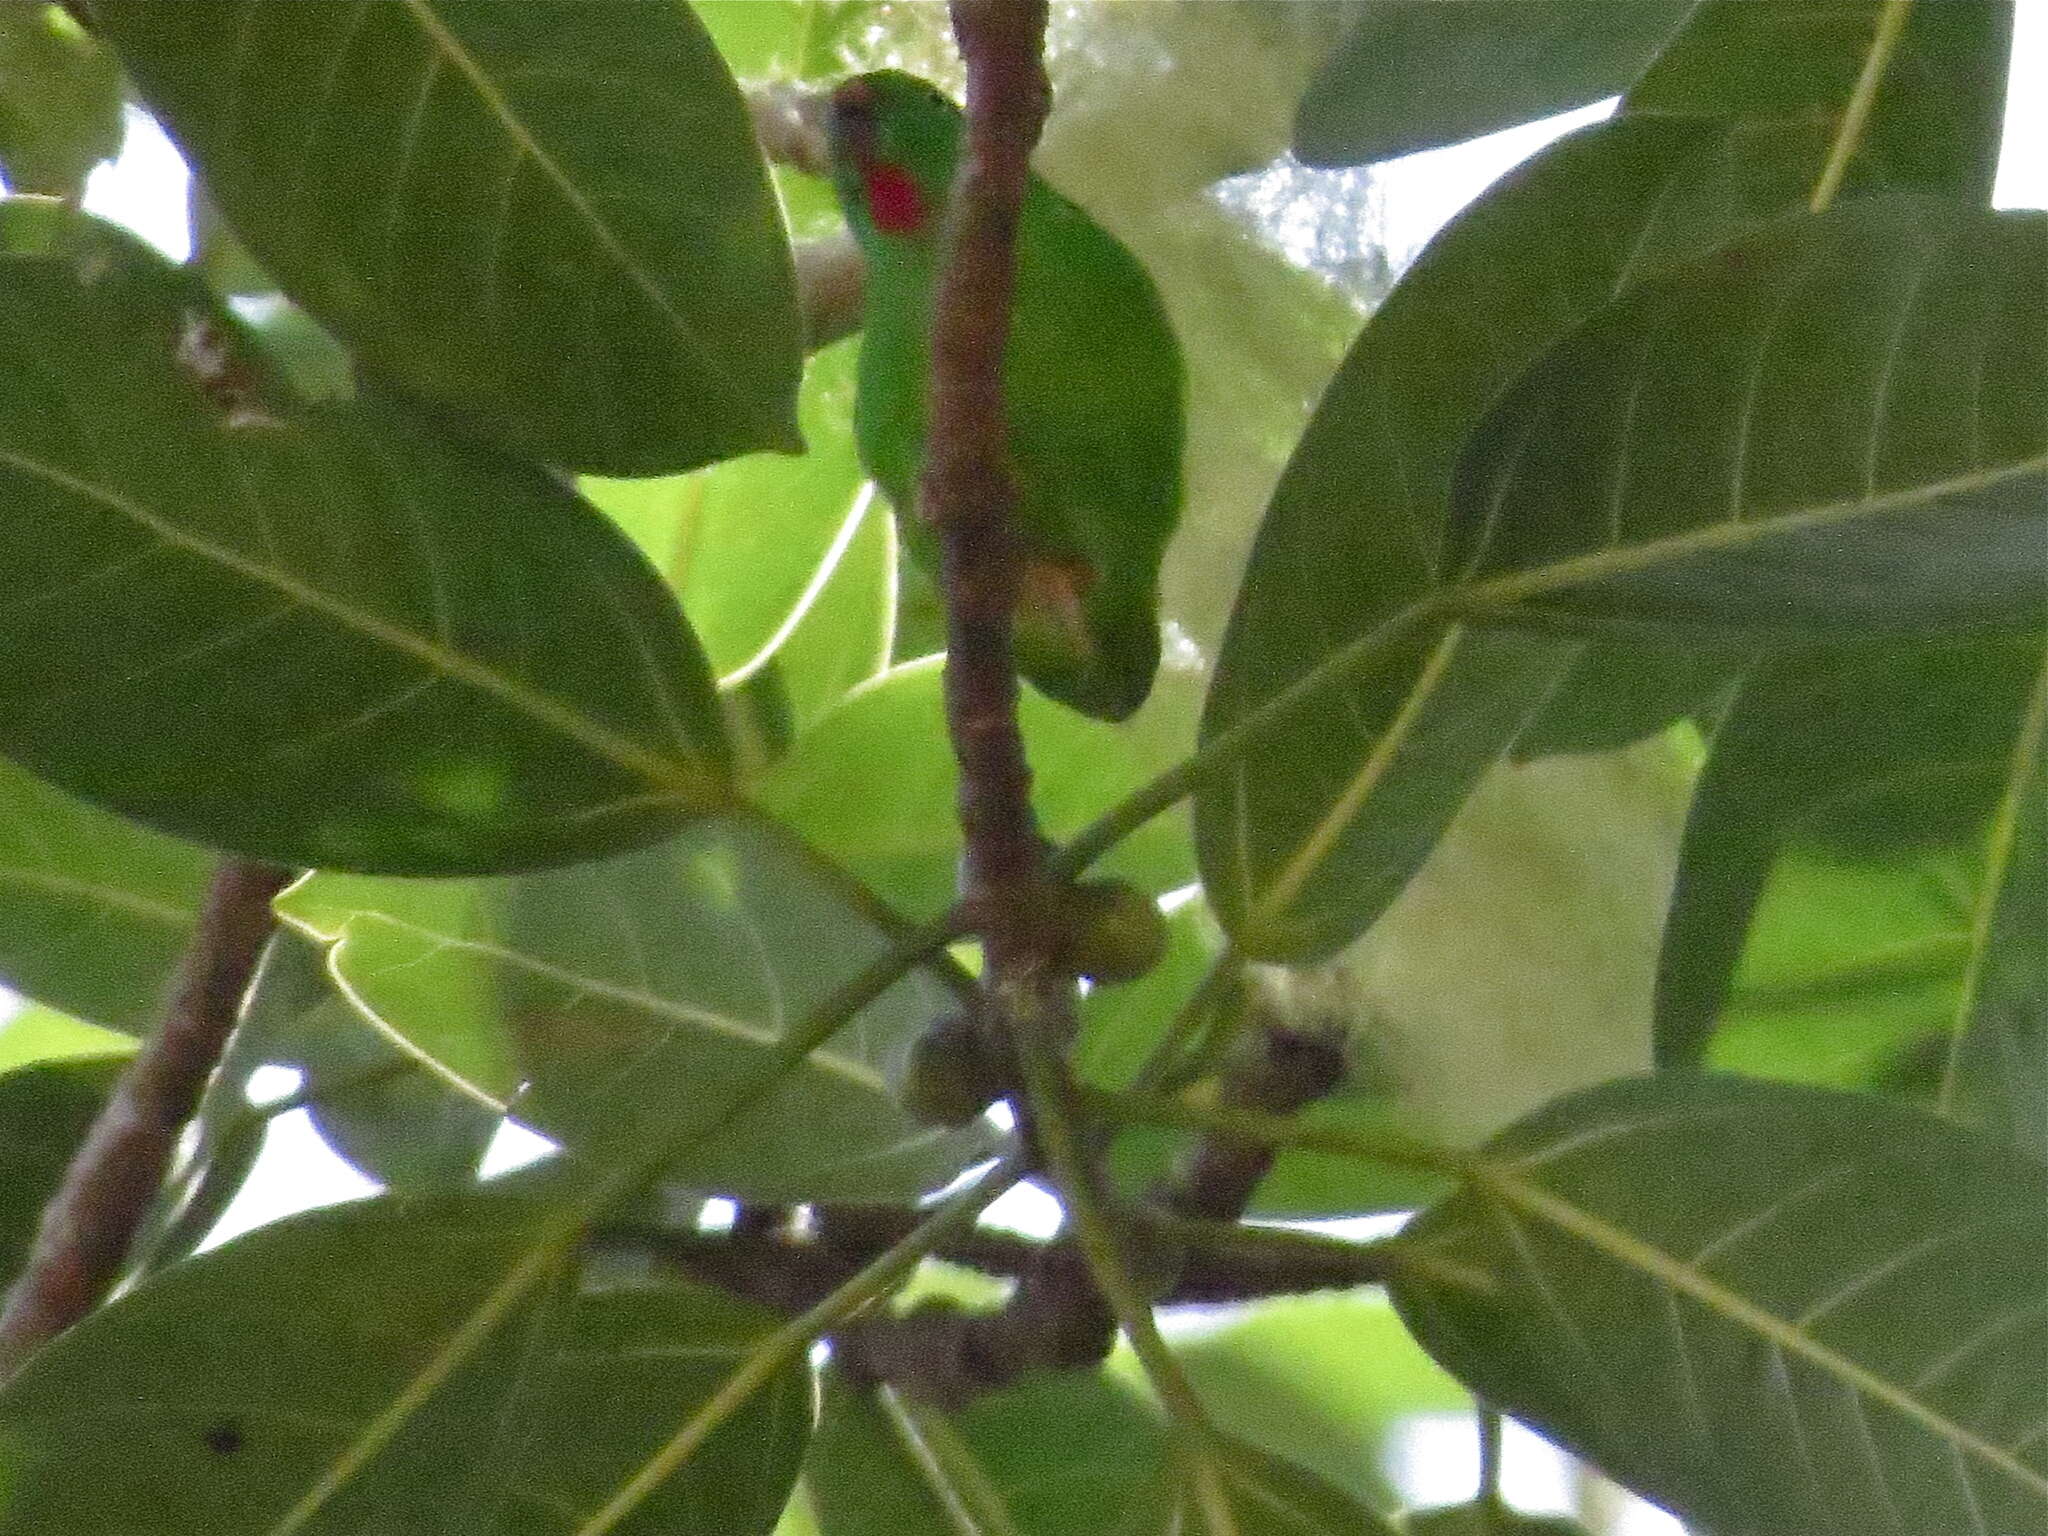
[98,0,802,475]
[213,929,502,1190]
[0,1180,809,1534]
[676,338,866,679]
[581,339,870,685]
[0,201,732,874]
[1178,1293,1463,1510]
[1939,642,2048,1159]
[0,3,123,199]
[281,816,989,1202]
[762,657,1197,920]
[772,485,897,730]
[0,754,209,1031]
[1196,114,1723,964]
[0,1056,122,1288]
[1199,621,1581,961]
[0,1003,133,1076]
[1292,1,1693,165]
[809,1369,1175,1535]
[693,0,873,82]
[1656,634,2041,1075]
[1200,1434,1398,1534]
[807,1369,1394,1535]
[1211,2,2019,957]
[1510,639,1748,762]
[1391,1073,2048,1536]
[1628,0,2013,205]
[1451,199,2048,631]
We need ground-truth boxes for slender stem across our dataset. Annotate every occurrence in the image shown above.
[1141,1212,1398,1285]
[571,1161,1020,1536]
[1809,0,1915,214]
[1007,1016,1237,1535]
[1054,598,1444,883]
[1084,1084,1474,1181]
[1478,1407,1507,1520]
[0,857,291,1381]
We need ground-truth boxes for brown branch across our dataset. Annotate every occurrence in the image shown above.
[885,0,1124,1406]
[792,234,866,351]
[740,86,868,352]
[746,82,834,180]
[923,0,1057,989]
[0,857,290,1381]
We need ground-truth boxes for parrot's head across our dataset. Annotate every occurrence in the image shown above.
[824,70,961,245]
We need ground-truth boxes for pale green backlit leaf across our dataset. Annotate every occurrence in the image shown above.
[281,816,989,1202]
[0,755,208,1031]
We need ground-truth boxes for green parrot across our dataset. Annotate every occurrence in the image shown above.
[823,69,1184,723]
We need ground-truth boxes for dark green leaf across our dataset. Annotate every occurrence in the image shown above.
[1293,1,1693,165]
[1628,0,2013,205]
[99,0,802,475]
[0,3,123,199]
[0,1056,123,1288]
[1214,0,2019,956]
[1940,643,2048,1160]
[1203,1434,1399,1534]
[1200,622,1580,963]
[1510,639,1748,761]
[0,754,208,1030]
[807,1368,1174,1535]
[1392,1073,2048,1536]
[1656,635,2039,1071]
[1451,200,2048,631]
[280,816,990,1203]
[0,201,732,874]
[1197,114,1724,963]
[0,1180,809,1534]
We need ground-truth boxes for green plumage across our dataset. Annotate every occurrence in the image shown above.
[824,70,1185,722]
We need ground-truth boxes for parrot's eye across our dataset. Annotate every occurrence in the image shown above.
[828,87,878,155]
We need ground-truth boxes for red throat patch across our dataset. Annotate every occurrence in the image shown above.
[861,161,928,236]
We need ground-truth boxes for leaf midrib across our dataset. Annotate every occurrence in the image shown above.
[1474,1160,2048,1501]
[1466,453,2048,609]
[397,0,740,399]
[341,910,891,1094]
[0,444,724,812]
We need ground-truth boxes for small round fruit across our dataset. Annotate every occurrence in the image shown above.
[1062,878,1168,984]
[900,1014,1001,1128]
